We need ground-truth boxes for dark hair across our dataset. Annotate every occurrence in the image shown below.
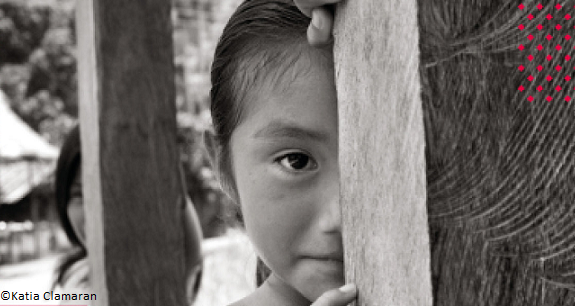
[209,0,322,287]
[53,125,86,286]
[55,125,82,247]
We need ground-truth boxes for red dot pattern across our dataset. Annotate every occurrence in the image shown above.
[518,3,575,102]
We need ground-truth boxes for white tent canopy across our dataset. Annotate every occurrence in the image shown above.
[0,90,59,204]
[0,90,58,160]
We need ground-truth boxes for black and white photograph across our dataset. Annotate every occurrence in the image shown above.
[1,0,574,305]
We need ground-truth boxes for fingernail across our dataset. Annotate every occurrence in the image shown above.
[339,283,357,294]
[312,9,323,30]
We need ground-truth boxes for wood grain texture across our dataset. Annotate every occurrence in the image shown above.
[334,1,432,305]
[77,1,186,305]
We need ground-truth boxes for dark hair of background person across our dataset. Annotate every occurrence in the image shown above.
[53,125,85,287]
[210,0,318,287]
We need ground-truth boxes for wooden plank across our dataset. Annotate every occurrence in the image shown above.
[333,1,432,305]
[77,1,186,305]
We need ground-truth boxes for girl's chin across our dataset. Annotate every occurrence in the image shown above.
[271,262,345,302]
[298,279,346,302]
[291,266,345,301]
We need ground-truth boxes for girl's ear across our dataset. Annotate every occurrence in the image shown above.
[203,130,239,203]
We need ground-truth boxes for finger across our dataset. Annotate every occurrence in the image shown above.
[294,0,342,17]
[312,284,357,306]
[307,7,334,46]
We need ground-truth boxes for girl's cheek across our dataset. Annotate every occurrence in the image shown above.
[242,166,312,226]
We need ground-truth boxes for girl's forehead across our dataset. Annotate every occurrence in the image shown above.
[239,47,334,110]
[235,56,337,139]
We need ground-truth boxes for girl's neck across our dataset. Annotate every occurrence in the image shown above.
[234,273,310,306]
[264,273,310,305]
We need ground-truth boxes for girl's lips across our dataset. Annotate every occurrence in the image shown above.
[303,257,345,273]
[302,254,344,262]
[315,257,343,262]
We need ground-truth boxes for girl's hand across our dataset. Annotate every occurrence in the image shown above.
[312,283,357,306]
[293,0,343,46]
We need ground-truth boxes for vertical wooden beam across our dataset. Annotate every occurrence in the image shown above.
[334,1,432,305]
[77,1,186,305]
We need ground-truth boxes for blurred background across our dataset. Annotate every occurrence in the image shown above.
[0,0,256,304]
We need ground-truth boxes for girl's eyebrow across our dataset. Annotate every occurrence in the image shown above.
[254,120,329,143]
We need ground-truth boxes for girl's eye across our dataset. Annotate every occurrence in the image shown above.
[277,153,317,172]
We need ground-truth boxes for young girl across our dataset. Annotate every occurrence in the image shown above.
[53,126,204,305]
[205,1,357,305]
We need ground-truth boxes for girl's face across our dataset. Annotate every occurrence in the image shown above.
[229,54,342,301]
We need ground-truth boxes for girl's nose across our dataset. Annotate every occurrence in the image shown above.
[318,178,342,233]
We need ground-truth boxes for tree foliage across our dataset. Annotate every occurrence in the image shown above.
[0,2,51,64]
[0,1,76,145]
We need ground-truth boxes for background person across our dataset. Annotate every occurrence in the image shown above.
[53,125,204,305]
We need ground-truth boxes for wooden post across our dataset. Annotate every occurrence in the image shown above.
[77,1,186,305]
[334,1,432,305]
